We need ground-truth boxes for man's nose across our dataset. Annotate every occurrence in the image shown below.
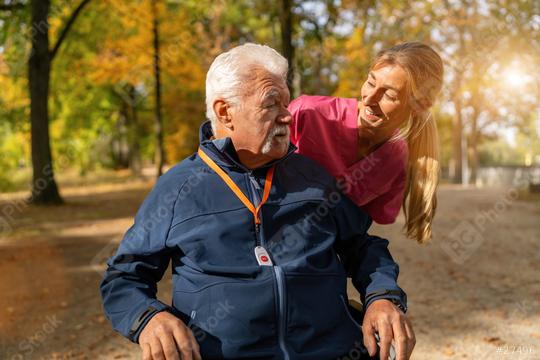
[279,108,292,124]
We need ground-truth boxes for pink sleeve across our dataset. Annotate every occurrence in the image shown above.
[339,139,408,224]
[358,169,406,224]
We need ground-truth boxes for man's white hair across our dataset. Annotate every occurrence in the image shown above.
[205,43,289,134]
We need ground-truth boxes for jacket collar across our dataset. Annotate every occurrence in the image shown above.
[198,120,296,172]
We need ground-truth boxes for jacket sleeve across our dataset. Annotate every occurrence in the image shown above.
[331,186,407,311]
[99,175,183,343]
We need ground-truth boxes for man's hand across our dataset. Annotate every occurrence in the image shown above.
[362,299,415,360]
[139,311,202,360]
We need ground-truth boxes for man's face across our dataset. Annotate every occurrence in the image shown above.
[228,67,292,166]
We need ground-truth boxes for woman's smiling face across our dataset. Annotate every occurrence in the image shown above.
[358,64,413,142]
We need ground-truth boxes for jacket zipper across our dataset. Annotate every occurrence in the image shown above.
[248,172,290,360]
[248,172,262,246]
[273,265,289,360]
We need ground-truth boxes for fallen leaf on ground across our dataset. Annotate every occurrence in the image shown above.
[483,337,505,346]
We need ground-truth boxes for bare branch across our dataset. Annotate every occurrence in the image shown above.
[49,0,92,61]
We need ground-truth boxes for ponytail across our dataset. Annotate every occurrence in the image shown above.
[402,112,439,243]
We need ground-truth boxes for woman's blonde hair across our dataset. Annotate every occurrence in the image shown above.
[372,42,444,244]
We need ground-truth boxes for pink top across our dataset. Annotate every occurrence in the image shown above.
[288,95,409,224]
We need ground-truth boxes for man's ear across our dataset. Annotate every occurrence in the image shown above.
[213,99,234,131]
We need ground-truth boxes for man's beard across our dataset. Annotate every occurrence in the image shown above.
[261,124,290,155]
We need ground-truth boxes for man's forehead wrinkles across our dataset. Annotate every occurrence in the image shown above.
[262,89,280,98]
[258,77,280,88]
[259,83,284,98]
[248,71,288,102]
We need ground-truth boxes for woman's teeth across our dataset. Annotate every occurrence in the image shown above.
[366,108,379,116]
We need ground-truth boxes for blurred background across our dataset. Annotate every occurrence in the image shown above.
[0,0,539,359]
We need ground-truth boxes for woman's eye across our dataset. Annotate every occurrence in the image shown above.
[385,94,397,101]
[367,82,375,87]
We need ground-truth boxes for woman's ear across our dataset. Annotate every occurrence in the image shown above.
[213,99,234,131]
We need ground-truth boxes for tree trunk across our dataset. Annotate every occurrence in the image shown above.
[152,0,165,177]
[113,104,130,169]
[451,94,463,184]
[27,0,91,204]
[126,86,142,176]
[469,109,479,186]
[279,0,295,96]
[29,0,63,204]
[450,21,467,185]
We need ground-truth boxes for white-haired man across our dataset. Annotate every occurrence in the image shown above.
[101,43,415,360]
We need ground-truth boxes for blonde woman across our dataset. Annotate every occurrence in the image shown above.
[289,41,443,244]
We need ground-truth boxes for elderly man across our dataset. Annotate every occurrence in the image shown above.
[100,43,415,360]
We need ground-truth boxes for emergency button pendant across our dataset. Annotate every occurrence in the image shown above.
[254,246,273,266]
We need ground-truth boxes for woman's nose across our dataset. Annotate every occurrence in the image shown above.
[363,90,380,106]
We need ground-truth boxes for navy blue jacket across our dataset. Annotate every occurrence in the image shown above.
[100,121,406,360]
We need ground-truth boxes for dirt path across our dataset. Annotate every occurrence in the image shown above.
[1,183,539,359]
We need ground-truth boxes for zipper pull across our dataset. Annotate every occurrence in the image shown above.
[249,175,262,191]
[254,246,273,266]
[187,310,196,327]
[255,222,260,234]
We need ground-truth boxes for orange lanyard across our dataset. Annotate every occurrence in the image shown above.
[198,148,275,225]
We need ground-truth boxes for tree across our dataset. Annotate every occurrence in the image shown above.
[437,0,539,184]
[0,0,93,204]
[151,0,165,177]
[2,0,536,192]
[28,0,60,204]
[87,0,209,168]
[279,0,295,96]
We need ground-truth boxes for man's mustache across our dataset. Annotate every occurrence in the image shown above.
[267,125,290,138]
